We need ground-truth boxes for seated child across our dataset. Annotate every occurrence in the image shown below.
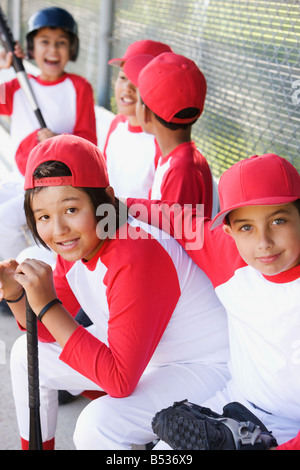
[124,52,217,216]
[126,153,300,445]
[104,40,173,198]
[0,134,230,450]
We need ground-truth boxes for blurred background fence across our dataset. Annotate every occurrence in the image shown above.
[1,0,299,177]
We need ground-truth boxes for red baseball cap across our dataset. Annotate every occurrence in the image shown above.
[124,52,207,123]
[210,154,300,230]
[24,134,109,190]
[108,39,173,67]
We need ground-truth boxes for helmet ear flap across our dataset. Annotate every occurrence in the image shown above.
[69,34,79,61]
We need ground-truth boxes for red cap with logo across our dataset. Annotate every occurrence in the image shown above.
[210,154,300,230]
[108,39,173,67]
[24,134,109,190]
[124,52,207,123]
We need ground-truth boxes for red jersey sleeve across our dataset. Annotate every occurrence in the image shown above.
[59,236,181,397]
[276,431,300,450]
[126,197,243,287]
[0,78,20,115]
[69,74,98,146]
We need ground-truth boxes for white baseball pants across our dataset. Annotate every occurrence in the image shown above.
[10,327,230,450]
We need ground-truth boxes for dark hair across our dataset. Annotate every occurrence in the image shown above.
[224,199,300,226]
[24,161,127,249]
[153,107,200,130]
[139,96,199,130]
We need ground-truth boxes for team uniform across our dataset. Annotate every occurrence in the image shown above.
[127,198,300,445]
[103,114,160,198]
[150,141,215,217]
[277,431,300,450]
[0,73,97,258]
[10,215,230,449]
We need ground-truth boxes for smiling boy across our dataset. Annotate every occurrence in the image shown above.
[224,203,300,276]
[0,6,97,259]
[104,40,172,198]
[0,135,230,450]
[28,24,73,82]
[0,6,97,175]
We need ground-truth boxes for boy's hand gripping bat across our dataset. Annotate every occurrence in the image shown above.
[0,6,46,128]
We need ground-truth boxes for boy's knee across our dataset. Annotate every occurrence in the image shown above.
[73,399,105,449]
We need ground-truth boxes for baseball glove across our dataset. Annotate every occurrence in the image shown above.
[152,399,278,450]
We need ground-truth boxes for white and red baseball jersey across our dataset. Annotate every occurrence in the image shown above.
[103,114,160,198]
[35,216,229,398]
[0,73,97,175]
[150,141,214,218]
[127,199,300,421]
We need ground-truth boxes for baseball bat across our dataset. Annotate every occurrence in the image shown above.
[0,6,46,128]
[25,296,43,450]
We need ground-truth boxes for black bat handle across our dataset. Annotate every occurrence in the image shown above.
[12,54,25,73]
[25,297,43,450]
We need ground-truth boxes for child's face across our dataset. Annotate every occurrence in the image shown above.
[114,67,139,125]
[33,27,71,81]
[224,203,300,276]
[31,185,104,262]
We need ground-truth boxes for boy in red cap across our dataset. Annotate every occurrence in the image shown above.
[104,40,173,198]
[124,52,217,217]
[126,153,300,447]
[0,7,97,259]
[0,134,230,449]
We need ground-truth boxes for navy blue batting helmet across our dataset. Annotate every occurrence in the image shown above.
[26,7,79,61]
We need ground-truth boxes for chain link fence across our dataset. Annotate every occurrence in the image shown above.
[1,0,299,176]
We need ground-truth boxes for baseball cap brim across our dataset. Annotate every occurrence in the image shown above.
[24,134,109,190]
[108,57,125,67]
[210,195,300,230]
